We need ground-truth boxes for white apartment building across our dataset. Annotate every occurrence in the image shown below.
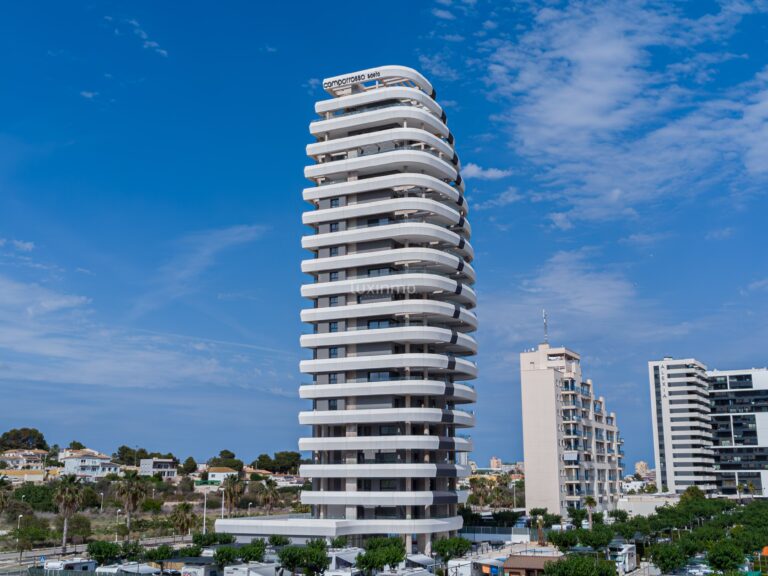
[648,358,717,494]
[217,65,475,553]
[139,458,178,479]
[521,343,623,517]
[62,450,120,481]
[0,449,47,470]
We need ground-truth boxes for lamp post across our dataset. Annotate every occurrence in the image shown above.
[202,492,208,535]
[115,509,122,543]
[248,502,253,516]
[17,514,23,565]
[100,492,104,513]
[221,492,225,519]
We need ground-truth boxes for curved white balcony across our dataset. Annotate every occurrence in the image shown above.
[301,273,477,307]
[302,197,468,233]
[307,128,457,167]
[310,106,449,141]
[303,173,465,210]
[316,85,441,117]
[322,65,435,97]
[305,150,457,183]
[300,353,477,380]
[301,326,477,354]
[215,515,463,538]
[298,408,475,428]
[298,435,473,452]
[300,300,477,330]
[299,463,470,479]
[303,223,473,261]
[299,381,476,403]
[301,490,467,506]
[301,247,476,283]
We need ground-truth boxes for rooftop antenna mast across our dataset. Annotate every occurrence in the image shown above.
[542,309,549,344]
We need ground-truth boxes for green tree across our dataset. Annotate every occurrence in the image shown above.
[121,541,145,561]
[608,510,629,523]
[543,555,617,576]
[651,544,687,574]
[68,441,86,450]
[433,537,472,563]
[209,450,244,473]
[549,530,578,552]
[13,482,55,512]
[278,545,306,573]
[707,541,743,573]
[15,515,52,558]
[177,544,203,558]
[170,502,197,535]
[330,536,348,548]
[54,513,91,544]
[568,507,588,527]
[302,546,331,576]
[577,525,614,551]
[0,475,12,514]
[114,470,149,532]
[240,539,267,562]
[53,475,84,553]
[87,540,122,565]
[145,544,175,572]
[269,534,291,547]
[254,454,274,471]
[0,428,48,450]
[256,479,282,513]
[181,457,198,475]
[272,452,302,474]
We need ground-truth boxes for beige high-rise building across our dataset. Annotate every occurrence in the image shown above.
[520,343,624,517]
[634,460,649,478]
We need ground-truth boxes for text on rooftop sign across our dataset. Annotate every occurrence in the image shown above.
[323,70,381,90]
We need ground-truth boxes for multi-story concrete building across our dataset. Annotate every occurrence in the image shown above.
[649,359,768,496]
[61,450,120,482]
[139,458,178,479]
[218,65,476,553]
[709,368,768,496]
[521,343,623,517]
[648,358,717,494]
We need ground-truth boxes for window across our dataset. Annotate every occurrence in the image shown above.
[329,399,338,410]
[368,267,391,277]
[329,222,339,232]
[329,373,339,384]
[329,271,339,281]
[367,217,389,227]
[369,371,391,382]
[380,425,399,435]
[329,347,339,358]
[329,296,339,307]
[329,322,339,332]
[329,246,339,257]
[368,319,391,329]
[330,198,340,208]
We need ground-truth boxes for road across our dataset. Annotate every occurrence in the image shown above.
[0,535,192,571]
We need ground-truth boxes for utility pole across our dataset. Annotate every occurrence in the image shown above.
[202,492,208,535]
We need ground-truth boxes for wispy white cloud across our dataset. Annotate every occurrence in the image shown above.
[125,18,168,57]
[432,8,456,20]
[705,227,734,240]
[442,34,465,42]
[132,224,267,317]
[463,162,512,180]
[473,187,522,210]
[418,52,459,81]
[80,91,98,100]
[620,232,671,245]
[478,1,768,228]
[744,278,768,293]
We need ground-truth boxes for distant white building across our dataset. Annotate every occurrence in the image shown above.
[62,450,120,481]
[139,458,177,479]
[0,449,47,470]
[208,467,238,484]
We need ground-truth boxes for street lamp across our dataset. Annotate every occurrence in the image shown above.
[115,509,122,543]
[248,502,253,516]
[202,492,208,535]
[17,514,23,564]
[100,492,104,513]
[221,492,225,519]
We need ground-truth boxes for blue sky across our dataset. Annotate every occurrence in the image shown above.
[1,1,767,470]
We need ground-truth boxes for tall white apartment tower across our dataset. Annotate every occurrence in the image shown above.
[648,358,716,494]
[298,65,476,552]
[216,66,474,551]
[520,343,623,517]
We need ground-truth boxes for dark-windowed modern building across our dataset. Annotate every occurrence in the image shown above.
[649,358,768,496]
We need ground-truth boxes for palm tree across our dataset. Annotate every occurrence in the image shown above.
[583,496,597,529]
[746,481,757,501]
[222,476,244,516]
[114,471,148,533]
[54,475,84,554]
[170,502,197,535]
[258,479,281,514]
[0,475,11,515]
